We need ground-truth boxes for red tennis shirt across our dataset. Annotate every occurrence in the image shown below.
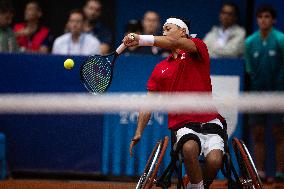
[147,38,221,130]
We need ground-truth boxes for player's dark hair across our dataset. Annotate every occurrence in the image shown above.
[0,0,14,14]
[168,16,190,34]
[256,4,277,19]
[222,2,240,18]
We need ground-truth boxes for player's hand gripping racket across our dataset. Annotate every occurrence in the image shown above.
[80,43,127,93]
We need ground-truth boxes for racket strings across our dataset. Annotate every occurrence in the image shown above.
[81,56,112,93]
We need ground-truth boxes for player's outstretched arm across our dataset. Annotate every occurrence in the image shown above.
[129,92,152,157]
[123,33,198,53]
[129,111,151,156]
[154,35,197,53]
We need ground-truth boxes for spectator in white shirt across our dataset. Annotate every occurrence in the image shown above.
[203,2,245,58]
[52,9,100,56]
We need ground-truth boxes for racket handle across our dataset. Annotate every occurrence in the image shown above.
[116,43,127,55]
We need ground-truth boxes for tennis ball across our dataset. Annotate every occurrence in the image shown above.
[64,58,74,70]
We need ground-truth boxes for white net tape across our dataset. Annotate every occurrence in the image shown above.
[0,92,284,114]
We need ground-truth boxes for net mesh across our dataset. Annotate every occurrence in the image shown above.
[0,92,284,114]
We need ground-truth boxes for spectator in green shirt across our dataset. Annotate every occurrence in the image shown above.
[0,0,18,52]
[245,4,284,182]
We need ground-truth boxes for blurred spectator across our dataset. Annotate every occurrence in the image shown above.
[126,19,143,34]
[203,2,245,58]
[126,11,163,56]
[13,0,50,53]
[142,10,161,35]
[83,0,113,55]
[140,11,163,55]
[52,9,100,56]
[0,0,18,52]
[245,5,284,182]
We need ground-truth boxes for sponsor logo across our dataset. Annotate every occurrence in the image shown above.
[162,68,168,73]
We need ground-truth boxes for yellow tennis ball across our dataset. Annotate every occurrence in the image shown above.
[64,58,74,70]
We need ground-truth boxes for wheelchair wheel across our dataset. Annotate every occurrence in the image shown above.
[232,137,263,189]
[136,136,169,189]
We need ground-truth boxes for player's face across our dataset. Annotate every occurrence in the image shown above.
[68,13,84,35]
[163,24,184,38]
[257,12,275,31]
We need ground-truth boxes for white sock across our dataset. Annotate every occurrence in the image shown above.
[187,180,204,189]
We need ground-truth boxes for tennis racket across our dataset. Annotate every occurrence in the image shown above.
[80,43,127,93]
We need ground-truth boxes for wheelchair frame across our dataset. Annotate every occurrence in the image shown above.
[135,133,263,189]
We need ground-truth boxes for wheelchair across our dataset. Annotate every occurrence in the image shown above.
[135,123,263,189]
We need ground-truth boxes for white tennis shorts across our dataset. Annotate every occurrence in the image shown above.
[175,118,224,157]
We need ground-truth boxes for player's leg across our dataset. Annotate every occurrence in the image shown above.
[182,139,203,185]
[174,127,203,188]
[202,134,224,188]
